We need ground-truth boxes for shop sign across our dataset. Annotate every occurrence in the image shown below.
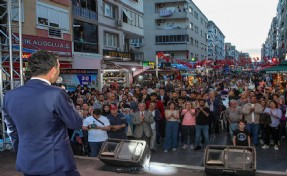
[60,69,98,91]
[14,34,72,57]
[60,69,97,74]
[266,70,287,74]
[103,49,135,61]
[142,61,155,68]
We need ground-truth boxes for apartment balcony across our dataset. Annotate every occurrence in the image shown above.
[156,9,192,20]
[155,28,188,35]
[155,43,189,51]
[73,5,97,21]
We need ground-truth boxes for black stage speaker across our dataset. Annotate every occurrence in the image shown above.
[98,139,151,168]
[204,145,256,176]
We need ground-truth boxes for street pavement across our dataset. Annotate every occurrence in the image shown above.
[0,130,287,176]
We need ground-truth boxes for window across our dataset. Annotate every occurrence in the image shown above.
[189,22,193,30]
[190,37,194,45]
[104,32,119,48]
[36,2,69,32]
[155,35,188,44]
[194,12,198,19]
[188,6,193,15]
[122,8,143,28]
[195,26,198,34]
[104,3,117,19]
[11,0,24,22]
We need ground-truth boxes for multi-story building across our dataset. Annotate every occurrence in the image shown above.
[10,0,73,66]
[143,0,208,62]
[72,0,144,88]
[276,0,286,61]
[207,21,225,60]
[263,17,279,60]
[225,43,237,59]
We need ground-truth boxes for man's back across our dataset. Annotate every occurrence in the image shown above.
[3,79,83,175]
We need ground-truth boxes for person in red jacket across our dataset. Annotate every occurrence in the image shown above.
[146,92,165,119]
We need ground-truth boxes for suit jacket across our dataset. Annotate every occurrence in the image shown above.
[3,79,83,175]
[157,95,169,107]
[132,111,154,138]
[242,103,263,124]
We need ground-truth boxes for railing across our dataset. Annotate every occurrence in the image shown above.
[73,5,97,21]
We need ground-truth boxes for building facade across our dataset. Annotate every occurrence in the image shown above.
[224,43,237,59]
[72,0,144,88]
[263,0,287,61]
[143,0,208,62]
[11,0,73,64]
[276,0,286,61]
[207,21,225,60]
[262,17,277,60]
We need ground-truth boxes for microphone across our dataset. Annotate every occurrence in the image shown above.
[56,77,63,84]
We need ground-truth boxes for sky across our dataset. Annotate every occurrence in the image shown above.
[192,0,278,58]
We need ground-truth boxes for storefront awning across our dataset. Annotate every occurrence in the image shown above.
[112,61,143,70]
[259,65,287,74]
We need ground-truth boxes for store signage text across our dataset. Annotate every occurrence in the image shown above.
[60,69,97,74]
[266,70,287,74]
[14,34,72,57]
[103,49,134,61]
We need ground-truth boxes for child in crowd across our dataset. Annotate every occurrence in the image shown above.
[233,119,251,146]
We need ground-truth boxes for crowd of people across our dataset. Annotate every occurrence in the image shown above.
[69,72,287,157]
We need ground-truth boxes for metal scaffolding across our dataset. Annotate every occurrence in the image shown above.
[0,0,23,151]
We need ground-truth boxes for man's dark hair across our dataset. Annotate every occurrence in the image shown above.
[150,92,157,97]
[238,119,247,125]
[28,50,58,76]
[93,109,102,115]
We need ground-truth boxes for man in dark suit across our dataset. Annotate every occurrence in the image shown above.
[157,88,169,107]
[3,50,83,176]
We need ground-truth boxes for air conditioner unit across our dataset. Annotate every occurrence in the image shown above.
[48,27,62,38]
[117,20,122,26]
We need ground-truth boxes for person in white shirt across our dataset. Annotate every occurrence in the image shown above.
[83,109,110,157]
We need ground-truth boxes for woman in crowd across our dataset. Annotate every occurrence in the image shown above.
[181,101,196,149]
[101,104,111,117]
[163,102,180,152]
[262,101,282,150]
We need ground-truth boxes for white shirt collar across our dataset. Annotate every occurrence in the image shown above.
[31,77,51,85]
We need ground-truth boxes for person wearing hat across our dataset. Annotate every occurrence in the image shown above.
[106,103,127,139]
[83,109,111,157]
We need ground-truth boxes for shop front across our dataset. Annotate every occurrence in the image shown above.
[260,61,287,90]
[102,49,142,88]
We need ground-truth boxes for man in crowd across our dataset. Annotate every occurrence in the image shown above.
[83,109,110,157]
[132,103,154,147]
[194,99,210,150]
[107,103,127,139]
[242,95,263,146]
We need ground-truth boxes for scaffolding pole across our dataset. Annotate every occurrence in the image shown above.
[0,0,23,151]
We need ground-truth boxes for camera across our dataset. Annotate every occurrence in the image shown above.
[91,123,97,129]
